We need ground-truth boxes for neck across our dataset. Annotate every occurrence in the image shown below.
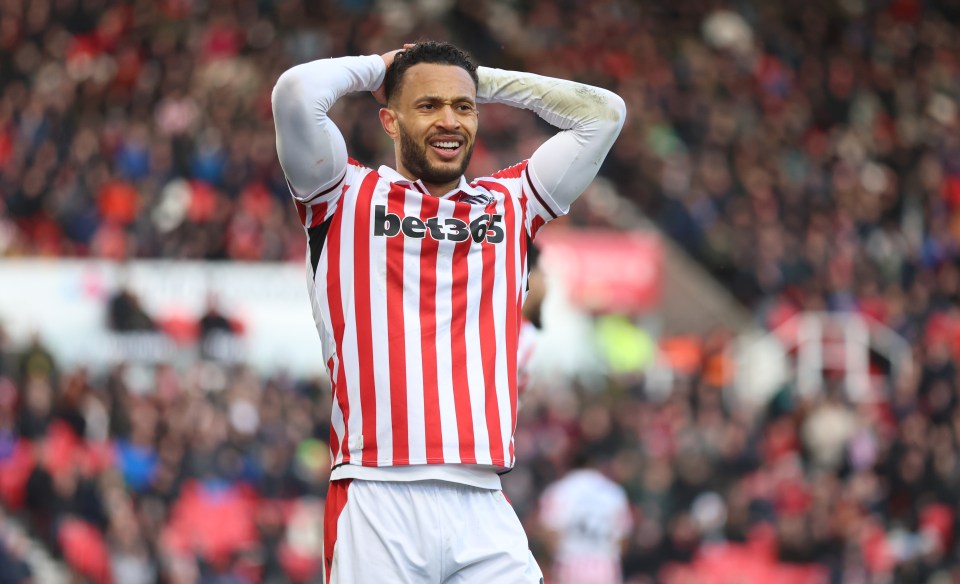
[421,179,461,198]
[395,163,460,198]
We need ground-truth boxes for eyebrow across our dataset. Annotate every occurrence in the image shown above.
[416,95,476,104]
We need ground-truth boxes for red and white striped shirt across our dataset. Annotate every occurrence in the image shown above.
[272,54,625,488]
[294,159,559,477]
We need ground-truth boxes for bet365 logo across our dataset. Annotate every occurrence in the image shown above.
[374,205,504,243]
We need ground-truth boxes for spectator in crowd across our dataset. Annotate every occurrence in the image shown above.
[198,294,235,342]
[107,286,156,333]
[0,325,10,380]
[538,446,632,584]
[197,293,239,360]
[0,522,32,584]
[16,334,56,385]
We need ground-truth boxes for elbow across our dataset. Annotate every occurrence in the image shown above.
[600,90,627,130]
[589,90,626,140]
[575,87,626,133]
[608,92,627,127]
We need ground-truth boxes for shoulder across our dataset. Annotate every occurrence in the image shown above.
[489,161,529,180]
[344,158,379,187]
[473,160,528,183]
[470,161,530,197]
[347,157,374,176]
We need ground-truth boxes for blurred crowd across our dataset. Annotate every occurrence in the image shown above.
[2,0,960,344]
[508,341,960,584]
[2,320,960,583]
[0,0,958,316]
[1,331,335,583]
[3,0,960,582]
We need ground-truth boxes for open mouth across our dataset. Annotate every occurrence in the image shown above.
[429,137,464,160]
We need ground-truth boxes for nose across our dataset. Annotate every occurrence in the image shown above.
[435,105,460,129]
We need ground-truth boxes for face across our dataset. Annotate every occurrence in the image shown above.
[381,63,478,187]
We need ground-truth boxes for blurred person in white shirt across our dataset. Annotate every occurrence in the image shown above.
[538,447,633,584]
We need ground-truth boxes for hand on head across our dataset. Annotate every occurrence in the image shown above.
[373,44,416,104]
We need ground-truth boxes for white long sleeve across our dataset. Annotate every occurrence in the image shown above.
[477,67,626,213]
[272,55,385,201]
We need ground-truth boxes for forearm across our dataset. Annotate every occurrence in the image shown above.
[271,55,385,199]
[477,67,626,211]
[477,67,624,131]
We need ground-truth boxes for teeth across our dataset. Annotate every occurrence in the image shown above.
[432,141,460,149]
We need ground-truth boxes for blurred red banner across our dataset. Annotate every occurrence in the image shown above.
[538,230,662,314]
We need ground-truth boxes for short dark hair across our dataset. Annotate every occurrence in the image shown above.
[384,41,479,104]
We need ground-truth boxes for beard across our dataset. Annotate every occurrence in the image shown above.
[398,122,474,185]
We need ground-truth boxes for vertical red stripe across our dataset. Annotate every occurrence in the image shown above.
[419,195,444,462]
[327,357,341,462]
[353,173,380,466]
[310,201,330,228]
[530,215,546,239]
[385,186,409,463]
[325,201,351,463]
[294,200,307,226]
[449,203,476,464]
[503,196,520,465]
[323,478,352,584]
[479,202,504,465]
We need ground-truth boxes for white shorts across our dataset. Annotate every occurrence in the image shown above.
[323,479,544,584]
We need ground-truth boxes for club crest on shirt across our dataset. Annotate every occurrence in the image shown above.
[459,192,495,206]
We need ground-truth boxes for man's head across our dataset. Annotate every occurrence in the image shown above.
[379,42,480,191]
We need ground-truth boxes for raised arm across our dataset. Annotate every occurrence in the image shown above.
[271,55,385,201]
[477,68,626,213]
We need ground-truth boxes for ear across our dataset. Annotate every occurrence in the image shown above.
[379,107,398,140]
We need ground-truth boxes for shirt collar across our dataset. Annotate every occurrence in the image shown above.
[377,165,484,200]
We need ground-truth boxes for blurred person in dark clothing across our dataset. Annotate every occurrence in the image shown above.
[16,334,57,386]
[107,287,156,333]
[0,530,32,584]
[0,324,12,381]
[51,369,91,439]
[16,375,54,440]
[23,459,107,551]
[198,294,236,341]
[198,293,239,360]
